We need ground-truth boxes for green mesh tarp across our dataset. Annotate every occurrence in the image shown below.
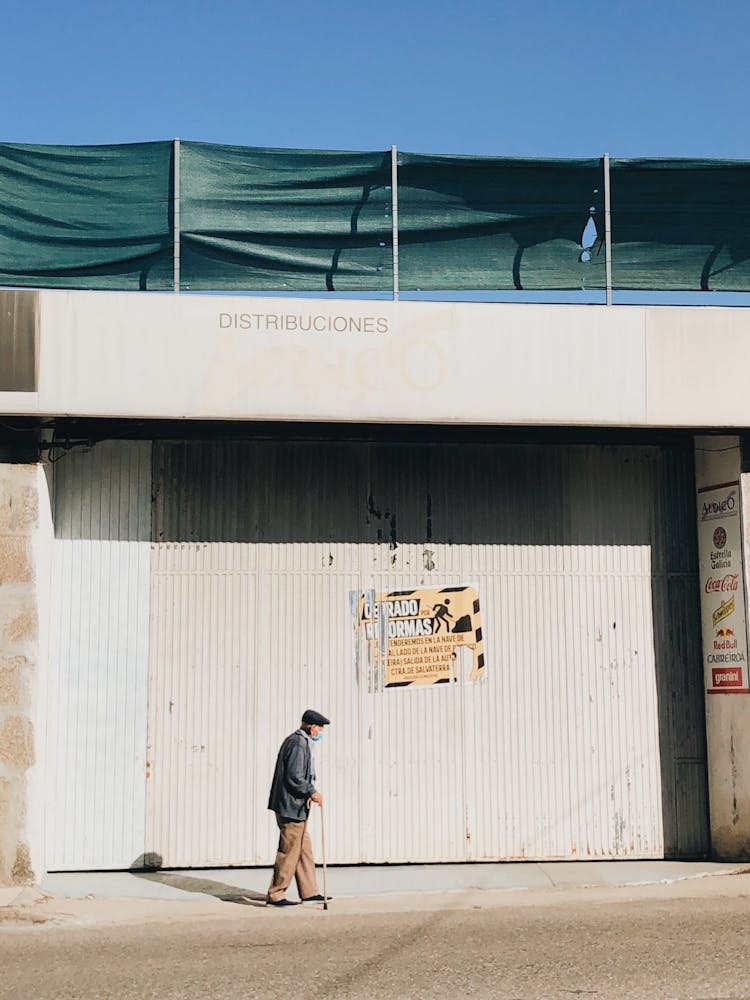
[396,153,606,290]
[610,159,750,291]
[0,142,173,290]
[1,141,750,294]
[179,142,393,291]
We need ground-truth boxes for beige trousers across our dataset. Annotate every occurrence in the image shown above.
[267,815,319,902]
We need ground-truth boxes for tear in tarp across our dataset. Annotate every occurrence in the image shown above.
[396,152,605,290]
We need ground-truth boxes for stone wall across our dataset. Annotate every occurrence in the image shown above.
[0,465,41,884]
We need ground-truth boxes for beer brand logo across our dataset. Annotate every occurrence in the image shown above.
[713,526,727,549]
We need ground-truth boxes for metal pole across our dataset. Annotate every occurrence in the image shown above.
[320,801,329,910]
[603,152,612,306]
[173,138,181,293]
[391,145,399,301]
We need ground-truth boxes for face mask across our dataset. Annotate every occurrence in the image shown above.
[312,732,324,742]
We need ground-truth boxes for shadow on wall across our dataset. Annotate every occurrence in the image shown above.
[146,438,667,546]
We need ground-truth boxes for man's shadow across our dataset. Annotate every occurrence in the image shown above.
[130,854,268,907]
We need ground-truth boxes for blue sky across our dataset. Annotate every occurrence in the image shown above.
[4,0,750,158]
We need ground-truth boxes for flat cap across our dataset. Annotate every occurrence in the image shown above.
[302,709,330,726]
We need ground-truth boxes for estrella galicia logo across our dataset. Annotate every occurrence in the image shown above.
[713,526,728,549]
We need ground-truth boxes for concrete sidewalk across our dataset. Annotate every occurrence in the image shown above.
[0,887,29,908]
[0,861,746,930]
[31,860,748,905]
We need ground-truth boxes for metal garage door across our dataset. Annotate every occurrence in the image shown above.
[144,437,708,866]
[46,435,708,868]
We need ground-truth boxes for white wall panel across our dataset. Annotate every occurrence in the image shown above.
[45,441,151,870]
[24,292,647,425]
[147,544,257,866]
[353,545,662,862]
[147,542,364,867]
[0,289,743,428]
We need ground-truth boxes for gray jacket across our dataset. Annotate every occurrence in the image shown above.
[267,729,316,821]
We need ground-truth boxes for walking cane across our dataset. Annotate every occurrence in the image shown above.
[320,800,329,911]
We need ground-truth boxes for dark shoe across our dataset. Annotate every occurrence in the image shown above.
[267,897,299,907]
[301,894,331,903]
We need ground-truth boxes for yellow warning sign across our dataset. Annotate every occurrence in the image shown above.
[358,585,485,687]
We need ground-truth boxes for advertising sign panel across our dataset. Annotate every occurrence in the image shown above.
[697,481,749,693]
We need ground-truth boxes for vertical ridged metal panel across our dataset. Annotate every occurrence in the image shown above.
[147,540,368,867]
[147,438,706,866]
[148,438,369,867]
[254,543,366,868]
[147,544,258,866]
[360,543,663,862]
[46,441,151,870]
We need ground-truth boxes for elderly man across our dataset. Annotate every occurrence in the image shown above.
[266,709,331,907]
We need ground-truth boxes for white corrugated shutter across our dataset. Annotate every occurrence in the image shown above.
[45,442,151,870]
[144,440,700,865]
[46,437,705,869]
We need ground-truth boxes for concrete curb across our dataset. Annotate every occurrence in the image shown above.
[0,887,24,908]
[0,886,50,906]
[15,861,750,909]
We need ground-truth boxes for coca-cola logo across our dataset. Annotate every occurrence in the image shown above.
[705,574,739,593]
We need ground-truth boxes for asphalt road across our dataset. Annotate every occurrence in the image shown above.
[2,878,750,999]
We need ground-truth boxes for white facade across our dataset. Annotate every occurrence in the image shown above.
[1,290,750,427]
[4,289,743,875]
